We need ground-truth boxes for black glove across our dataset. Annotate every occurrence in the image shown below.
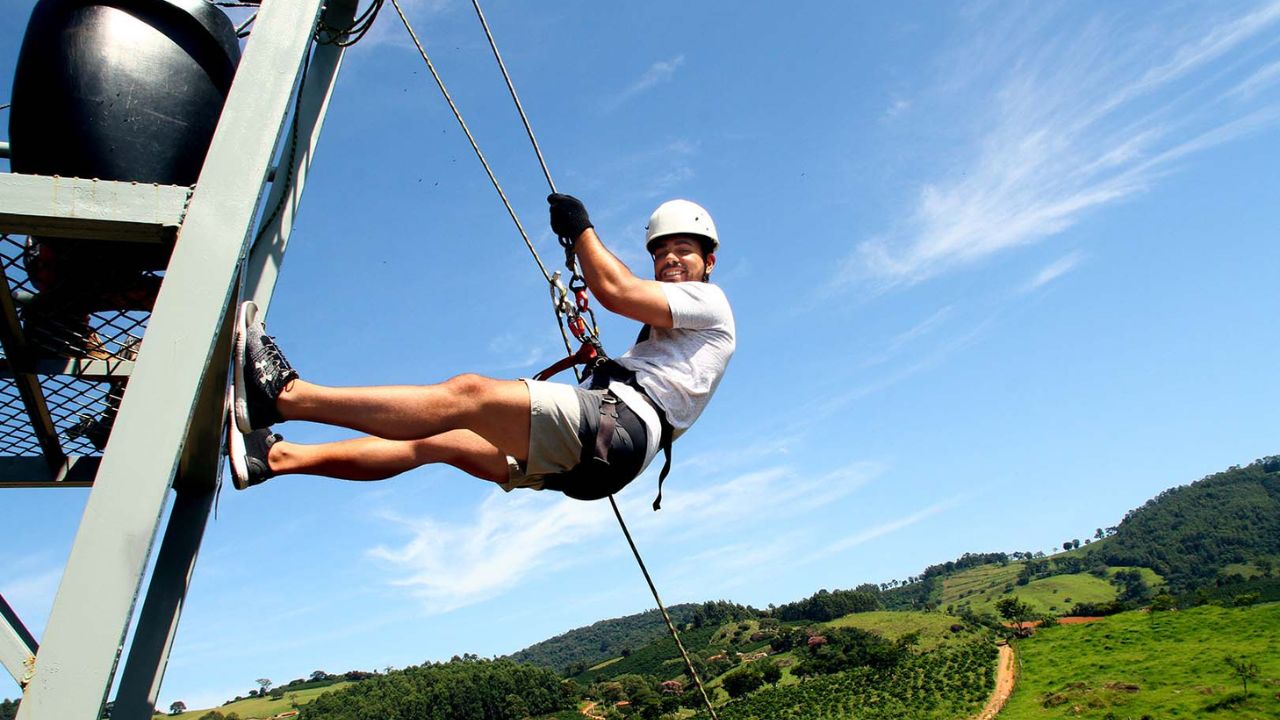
[548,193,593,241]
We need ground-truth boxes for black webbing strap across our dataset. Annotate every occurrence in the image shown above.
[530,328,675,509]
[591,358,674,511]
[593,394,619,464]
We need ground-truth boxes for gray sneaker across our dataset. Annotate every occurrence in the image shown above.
[232,301,298,432]
[228,426,281,490]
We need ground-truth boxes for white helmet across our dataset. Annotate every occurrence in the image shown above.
[645,199,719,254]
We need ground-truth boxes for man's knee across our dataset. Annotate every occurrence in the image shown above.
[442,373,494,403]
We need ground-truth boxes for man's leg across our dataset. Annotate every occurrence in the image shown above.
[268,430,510,483]
[273,374,531,462]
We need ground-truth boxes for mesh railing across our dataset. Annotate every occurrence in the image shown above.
[0,231,158,470]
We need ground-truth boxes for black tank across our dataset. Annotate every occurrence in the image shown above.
[9,0,241,187]
[7,0,242,339]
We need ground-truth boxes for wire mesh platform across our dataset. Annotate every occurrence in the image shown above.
[0,231,157,486]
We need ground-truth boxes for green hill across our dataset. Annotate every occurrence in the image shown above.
[507,603,698,673]
[1084,457,1280,593]
[1002,601,1280,719]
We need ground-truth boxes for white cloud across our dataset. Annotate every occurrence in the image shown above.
[1227,59,1280,101]
[485,331,552,371]
[883,98,911,120]
[859,306,953,368]
[367,461,883,613]
[818,496,961,558]
[1021,251,1085,293]
[835,2,1280,291]
[602,56,686,112]
[368,491,611,613]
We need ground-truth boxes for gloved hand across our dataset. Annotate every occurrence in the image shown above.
[548,193,593,241]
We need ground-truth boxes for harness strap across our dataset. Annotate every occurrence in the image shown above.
[531,342,675,510]
[533,342,597,382]
[594,394,619,464]
[592,359,675,511]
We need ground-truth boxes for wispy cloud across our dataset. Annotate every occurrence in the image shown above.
[835,2,1280,292]
[1021,251,1085,293]
[1226,58,1280,101]
[369,492,611,613]
[817,496,962,558]
[602,56,686,112]
[485,331,551,372]
[859,306,953,368]
[368,461,882,613]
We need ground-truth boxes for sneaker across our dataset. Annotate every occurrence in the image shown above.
[232,301,297,432]
[228,426,281,490]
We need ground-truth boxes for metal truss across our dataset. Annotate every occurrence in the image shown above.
[0,0,356,716]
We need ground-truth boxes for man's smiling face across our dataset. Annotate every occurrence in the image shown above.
[650,235,716,283]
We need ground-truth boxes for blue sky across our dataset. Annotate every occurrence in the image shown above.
[2,0,1279,711]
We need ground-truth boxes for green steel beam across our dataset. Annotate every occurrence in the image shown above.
[15,0,328,716]
[0,357,134,381]
[0,456,99,487]
[0,592,36,688]
[244,4,355,316]
[0,174,190,243]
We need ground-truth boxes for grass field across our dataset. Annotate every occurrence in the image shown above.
[1105,565,1164,589]
[1000,573,1117,615]
[940,563,1023,609]
[1001,601,1280,719]
[823,610,973,651]
[939,561,1133,616]
[155,683,351,720]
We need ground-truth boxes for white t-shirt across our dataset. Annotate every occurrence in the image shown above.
[599,282,735,470]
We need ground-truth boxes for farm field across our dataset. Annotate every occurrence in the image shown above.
[990,573,1115,616]
[702,640,996,720]
[941,563,1021,608]
[824,610,972,651]
[155,683,351,720]
[1001,601,1280,719]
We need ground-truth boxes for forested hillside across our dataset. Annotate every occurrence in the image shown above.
[508,601,756,673]
[1084,456,1280,592]
[298,657,570,720]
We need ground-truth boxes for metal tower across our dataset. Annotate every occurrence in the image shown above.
[0,0,356,716]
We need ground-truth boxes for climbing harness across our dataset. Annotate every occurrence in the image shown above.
[387,2,719,716]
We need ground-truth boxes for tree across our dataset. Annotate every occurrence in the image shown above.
[722,665,764,698]
[759,658,782,687]
[310,670,329,682]
[169,701,187,715]
[503,693,529,720]
[994,596,1034,634]
[1072,539,1081,549]
[1062,542,1072,552]
[255,678,272,695]
[1224,655,1259,694]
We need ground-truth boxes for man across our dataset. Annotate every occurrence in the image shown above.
[228,194,734,504]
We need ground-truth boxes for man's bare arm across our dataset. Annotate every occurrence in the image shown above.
[573,228,674,328]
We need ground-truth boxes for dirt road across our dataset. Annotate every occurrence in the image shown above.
[974,643,1016,720]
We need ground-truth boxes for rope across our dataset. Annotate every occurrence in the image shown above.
[469,3,718,717]
[608,497,721,718]
[469,0,556,192]
[388,0,556,286]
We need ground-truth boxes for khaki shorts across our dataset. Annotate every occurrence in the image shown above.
[502,379,647,495]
